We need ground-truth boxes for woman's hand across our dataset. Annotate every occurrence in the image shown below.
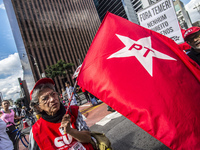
[60,114,91,143]
[60,114,71,133]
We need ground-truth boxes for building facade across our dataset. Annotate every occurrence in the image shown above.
[4,0,101,93]
[93,0,128,22]
[173,0,192,29]
[193,21,200,27]
[93,0,142,24]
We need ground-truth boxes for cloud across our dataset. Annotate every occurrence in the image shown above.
[0,53,22,75]
[185,0,200,23]
[0,3,5,10]
[0,53,23,101]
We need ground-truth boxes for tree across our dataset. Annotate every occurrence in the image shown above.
[45,60,74,79]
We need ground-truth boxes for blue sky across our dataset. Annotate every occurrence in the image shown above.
[0,0,23,101]
[0,0,17,60]
[0,0,199,101]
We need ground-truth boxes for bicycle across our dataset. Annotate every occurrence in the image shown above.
[7,121,30,150]
[25,114,36,127]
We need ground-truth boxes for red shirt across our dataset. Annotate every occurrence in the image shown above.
[32,106,93,150]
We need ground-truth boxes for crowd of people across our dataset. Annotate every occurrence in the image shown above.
[0,100,22,149]
[61,81,99,106]
[0,26,199,150]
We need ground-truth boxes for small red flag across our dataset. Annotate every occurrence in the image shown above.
[77,12,200,150]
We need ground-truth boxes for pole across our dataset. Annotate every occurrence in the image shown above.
[78,59,82,65]
[32,56,42,79]
[23,53,41,79]
[66,80,77,113]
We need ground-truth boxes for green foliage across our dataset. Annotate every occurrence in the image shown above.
[45,60,74,78]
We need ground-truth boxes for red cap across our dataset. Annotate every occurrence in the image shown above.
[30,78,55,100]
[184,26,200,41]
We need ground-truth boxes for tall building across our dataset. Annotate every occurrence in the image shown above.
[93,0,128,21]
[4,0,101,93]
[93,0,142,24]
[130,0,143,12]
[0,92,3,105]
[174,0,192,29]
[193,21,200,27]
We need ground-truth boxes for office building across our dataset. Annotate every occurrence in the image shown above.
[93,0,142,24]
[174,0,192,29]
[193,21,200,27]
[4,0,101,93]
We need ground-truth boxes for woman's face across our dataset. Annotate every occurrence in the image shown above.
[2,101,9,110]
[38,88,60,116]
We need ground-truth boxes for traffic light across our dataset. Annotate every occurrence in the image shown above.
[18,78,25,96]
[18,78,30,108]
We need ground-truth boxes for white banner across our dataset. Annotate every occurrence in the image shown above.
[137,0,184,44]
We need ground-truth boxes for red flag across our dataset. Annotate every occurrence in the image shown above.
[77,12,200,150]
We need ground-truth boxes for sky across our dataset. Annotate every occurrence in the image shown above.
[0,0,199,102]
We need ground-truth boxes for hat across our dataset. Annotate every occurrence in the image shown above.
[30,78,55,100]
[184,26,200,41]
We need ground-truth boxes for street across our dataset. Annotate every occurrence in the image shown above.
[81,102,170,150]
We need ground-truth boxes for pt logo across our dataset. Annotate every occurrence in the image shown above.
[128,43,154,57]
[107,34,176,76]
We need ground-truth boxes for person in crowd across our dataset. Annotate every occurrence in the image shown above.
[12,104,19,117]
[61,87,68,104]
[65,81,77,106]
[89,93,98,106]
[20,106,26,117]
[21,101,24,107]
[30,102,42,121]
[184,26,200,66]
[107,106,115,112]
[0,100,22,144]
[0,119,14,150]
[81,87,90,103]
[29,78,94,150]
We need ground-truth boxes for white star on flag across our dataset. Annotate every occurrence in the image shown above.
[107,34,176,76]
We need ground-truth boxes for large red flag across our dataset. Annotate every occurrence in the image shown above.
[77,12,200,150]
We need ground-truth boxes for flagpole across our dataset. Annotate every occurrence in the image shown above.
[65,80,77,113]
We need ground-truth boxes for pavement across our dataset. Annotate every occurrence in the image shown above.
[90,111,170,150]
